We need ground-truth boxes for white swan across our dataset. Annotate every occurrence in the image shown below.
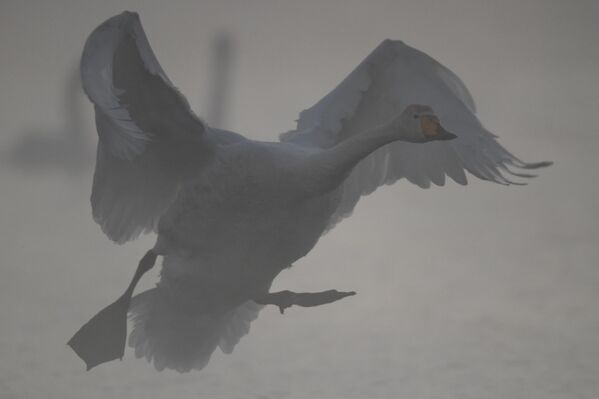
[68,11,551,373]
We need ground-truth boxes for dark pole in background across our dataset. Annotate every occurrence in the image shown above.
[205,33,234,129]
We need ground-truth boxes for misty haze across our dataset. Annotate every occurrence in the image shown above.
[1,1,598,398]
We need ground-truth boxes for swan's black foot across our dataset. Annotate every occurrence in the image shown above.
[254,289,356,314]
[68,249,157,370]
[68,294,130,370]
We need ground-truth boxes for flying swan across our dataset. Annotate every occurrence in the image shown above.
[68,11,551,372]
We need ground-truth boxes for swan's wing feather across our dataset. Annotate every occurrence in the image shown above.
[281,40,550,230]
[82,12,216,243]
[91,118,180,244]
[219,301,263,354]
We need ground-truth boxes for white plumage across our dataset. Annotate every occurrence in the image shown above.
[68,11,550,372]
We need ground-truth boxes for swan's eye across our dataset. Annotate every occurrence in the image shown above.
[413,114,419,119]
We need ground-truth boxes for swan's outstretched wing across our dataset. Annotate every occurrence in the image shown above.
[82,12,224,244]
[281,40,551,230]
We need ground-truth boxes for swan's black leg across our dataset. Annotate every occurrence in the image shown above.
[254,289,356,314]
[68,249,157,370]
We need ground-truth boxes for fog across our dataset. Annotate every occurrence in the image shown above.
[1,0,598,397]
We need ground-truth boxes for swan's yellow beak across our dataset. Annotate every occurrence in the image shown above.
[420,116,456,140]
[421,115,441,138]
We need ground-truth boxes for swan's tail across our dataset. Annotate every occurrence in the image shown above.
[128,287,262,372]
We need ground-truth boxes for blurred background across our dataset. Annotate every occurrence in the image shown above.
[1,1,598,398]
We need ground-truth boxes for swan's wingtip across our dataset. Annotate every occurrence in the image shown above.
[120,10,140,19]
[381,38,405,47]
[523,160,554,169]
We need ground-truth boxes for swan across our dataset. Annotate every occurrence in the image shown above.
[68,11,551,373]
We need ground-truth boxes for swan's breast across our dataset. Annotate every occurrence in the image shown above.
[157,141,334,267]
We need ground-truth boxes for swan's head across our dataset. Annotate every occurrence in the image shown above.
[397,104,457,143]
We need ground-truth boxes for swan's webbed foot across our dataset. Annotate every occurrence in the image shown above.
[253,289,356,314]
[68,249,157,370]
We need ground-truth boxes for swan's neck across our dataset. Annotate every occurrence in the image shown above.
[300,123,398,196]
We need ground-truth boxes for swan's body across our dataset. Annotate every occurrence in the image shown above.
[69,12,550,372]
[156,139,336,310]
